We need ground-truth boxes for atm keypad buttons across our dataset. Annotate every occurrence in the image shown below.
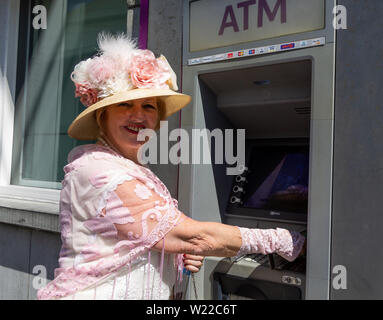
[230,196,242,204]
[233,185,244,193]
[235,175,246,183]
[282,275,302,286]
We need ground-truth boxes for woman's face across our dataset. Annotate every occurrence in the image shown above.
[100,97,159,159]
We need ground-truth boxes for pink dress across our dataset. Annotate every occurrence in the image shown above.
[37,144,185,300]
[37,143,305,300]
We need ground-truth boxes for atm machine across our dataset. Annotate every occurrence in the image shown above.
[178,0,336,300]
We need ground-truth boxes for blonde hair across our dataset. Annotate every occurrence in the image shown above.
[155,98,165,130]
[95,108,106,138]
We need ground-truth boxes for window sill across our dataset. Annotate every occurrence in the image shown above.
[0,186,60,232]
[0,195,59,215]
[0,185,60,215]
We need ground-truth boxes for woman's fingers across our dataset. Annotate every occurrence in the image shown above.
[184,254,204,262]
[184,264,200,273]
[183,260,203,267]
[184,255,204,266]
[183,254,204,273]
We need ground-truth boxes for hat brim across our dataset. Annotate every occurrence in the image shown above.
[68,88,191,140]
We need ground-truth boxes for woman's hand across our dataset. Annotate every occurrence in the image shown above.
[183,254,204,273]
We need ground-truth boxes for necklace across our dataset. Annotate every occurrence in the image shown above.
[97,136,142,166]
[97,136,121,155]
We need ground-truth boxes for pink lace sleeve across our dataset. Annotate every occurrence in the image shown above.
[83,172,184,254]
[107,178,183,251]
[236,227,305,262]
[82,165,186,286]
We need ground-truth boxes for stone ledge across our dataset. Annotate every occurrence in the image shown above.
[0,206,60,233]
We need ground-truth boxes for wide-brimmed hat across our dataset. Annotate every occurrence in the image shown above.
[68,32,191,140]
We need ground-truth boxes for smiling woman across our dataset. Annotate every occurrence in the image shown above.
[95,97,160,163]
[36,32,197,300]
[36,32,305,300]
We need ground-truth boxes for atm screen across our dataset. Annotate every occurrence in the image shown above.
[242,145,309,215]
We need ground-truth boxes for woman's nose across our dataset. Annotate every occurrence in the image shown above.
[127,104,145,121]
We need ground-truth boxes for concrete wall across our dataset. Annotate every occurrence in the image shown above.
[146,0,184,198]
[331,0,383,299]
[0,219,61,299]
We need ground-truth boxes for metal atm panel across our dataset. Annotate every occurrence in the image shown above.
[180,0,336,300]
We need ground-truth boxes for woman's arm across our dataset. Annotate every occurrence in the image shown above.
[112,179,305,261]
[114,212,242,256]
[149,215,243,257]
[116,212,305,262]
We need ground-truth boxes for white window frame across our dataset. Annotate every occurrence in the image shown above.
[0,0,60,214]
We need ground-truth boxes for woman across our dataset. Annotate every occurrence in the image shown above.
[37,33,305,300]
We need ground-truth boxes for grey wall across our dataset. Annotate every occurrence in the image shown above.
[146,0,184,198]
[0,219,61,300]
[331,0,383,299]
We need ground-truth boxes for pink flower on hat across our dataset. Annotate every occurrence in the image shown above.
[87,56,116,86]
[75,83,99,107]
[130,50,170,89]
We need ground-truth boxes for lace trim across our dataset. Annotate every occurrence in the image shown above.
[276,229,306,262]
[134,183,152,200]
[96,174,134,217]
[236,227,305,262]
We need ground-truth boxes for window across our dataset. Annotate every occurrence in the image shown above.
[12,0,141,189]
[0,0,142,213]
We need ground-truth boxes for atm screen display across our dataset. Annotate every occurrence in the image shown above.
[243,146,309,215]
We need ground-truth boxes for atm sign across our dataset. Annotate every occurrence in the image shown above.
[189,0,325,52]
[281,43,295,50]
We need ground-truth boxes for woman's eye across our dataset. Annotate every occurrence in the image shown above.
[118,103,131,107]
[144,104,157,110]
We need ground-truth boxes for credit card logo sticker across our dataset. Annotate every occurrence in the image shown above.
[188,38,325,65]
[213,54,225,61]
[201,56,212,62]
[281,43,295,50]
[268,46,276,52]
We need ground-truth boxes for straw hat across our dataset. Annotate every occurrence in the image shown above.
[68,32,191,140]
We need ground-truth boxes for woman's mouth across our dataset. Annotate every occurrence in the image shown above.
[123,124,146,135]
